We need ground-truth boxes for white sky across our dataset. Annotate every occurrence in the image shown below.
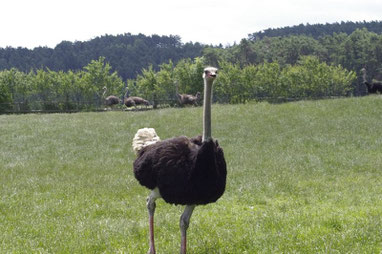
[1,0,381,49]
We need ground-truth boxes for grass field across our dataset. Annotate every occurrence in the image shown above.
[1,96,382,253]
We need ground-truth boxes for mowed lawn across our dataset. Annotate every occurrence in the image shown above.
[1,96,382,253]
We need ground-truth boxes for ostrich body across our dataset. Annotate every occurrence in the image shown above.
[124,90,150,108]
[361,68,382,94]
[102,86,121,109]
[175,82,201,106]
[132,67,226,254]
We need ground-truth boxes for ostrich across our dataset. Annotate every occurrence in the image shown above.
[124,90,150,108]
[132,67,226,254]
[361,68,382,94]
[175,82,201,106]
[102,86,121,110]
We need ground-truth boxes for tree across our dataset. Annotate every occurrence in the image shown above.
[81,57,124,106]
[135,65,158,107]
[0,70,14,112]
[173,57,205,96]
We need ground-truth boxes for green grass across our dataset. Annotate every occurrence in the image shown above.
[1,96,382,253]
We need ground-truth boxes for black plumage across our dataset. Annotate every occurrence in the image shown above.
[361,68,382,94]
[133,135,226,205]
[364,81,382,94]
[132,67,221,254]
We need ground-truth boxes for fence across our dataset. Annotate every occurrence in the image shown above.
[0,95,354,114]
[0,98,180,114]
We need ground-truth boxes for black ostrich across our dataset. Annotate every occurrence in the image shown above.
[361,68,382,94]
[175,82,201,106]
[102,86,121,109]
[124,90,150,108]
[132,67,226,254]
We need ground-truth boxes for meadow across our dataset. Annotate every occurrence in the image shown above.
[1,96,382,253]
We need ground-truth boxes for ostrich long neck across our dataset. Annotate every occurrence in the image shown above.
[202,79,213,142]
[362,70,367,83]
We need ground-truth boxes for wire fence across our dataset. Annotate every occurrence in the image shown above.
[0,98,179,114]
[0,95,353,114]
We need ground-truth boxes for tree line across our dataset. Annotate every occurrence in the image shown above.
[1,21,381,83]
[0,33,204,80]
[132,56,355,106]
[248,20,382,40]
[204,28,382,92]
[0,56,356,113]
[1,21,381,112]
[0,57,124,112]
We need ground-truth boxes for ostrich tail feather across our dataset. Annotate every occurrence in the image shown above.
[132,128,161,155]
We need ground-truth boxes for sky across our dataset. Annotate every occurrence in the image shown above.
[1,0,382,49]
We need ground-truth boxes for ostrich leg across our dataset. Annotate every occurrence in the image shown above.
[146,189,160,254]
[180,205,196,254]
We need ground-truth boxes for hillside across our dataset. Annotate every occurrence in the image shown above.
[1,20,382,82]
[1,96,381,253]
[0,33,204,80]
[248,20,382,40]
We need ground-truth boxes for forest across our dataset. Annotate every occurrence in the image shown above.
[1,21,382,113]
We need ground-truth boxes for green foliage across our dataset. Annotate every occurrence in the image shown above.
[249,20,382,40]
[213,56,355,103]
[214,61,250,103]
[174,57,205,95]
[0,34,204,80]
[155,61,177,103]
[1,22,382,87]
[1,23,382,106]
[81,57,124,105]
[223,28,382,95]
[135,65,158,106]
[202,47,229,67]
[0,73,13,112]
[0,57,124,112]
[280,56,355,98]
[132,57,206,108]
[0,55,357,112]
[0,69,23,112]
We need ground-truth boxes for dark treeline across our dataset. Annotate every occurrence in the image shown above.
[204,27,382,95]
[0,33,204,80]
[1,21,382,113]
[248,20,382,40]
[1,21,381,83]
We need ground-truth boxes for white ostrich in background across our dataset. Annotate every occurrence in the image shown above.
[102,86,121,110]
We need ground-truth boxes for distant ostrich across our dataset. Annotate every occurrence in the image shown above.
[361,68,382,94]
[132,67,226,254]
[124,90,150,108]
[175,82,201,106]
[102,86,121,109]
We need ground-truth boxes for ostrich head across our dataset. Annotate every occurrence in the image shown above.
[361,68,366,74]
[203,67,218,82]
